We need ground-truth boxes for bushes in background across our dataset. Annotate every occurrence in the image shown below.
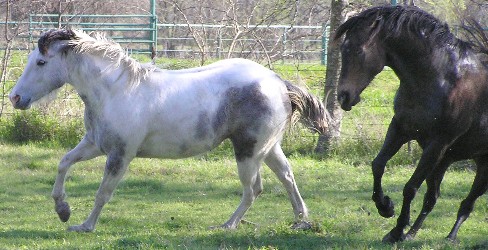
[0,110,84,148]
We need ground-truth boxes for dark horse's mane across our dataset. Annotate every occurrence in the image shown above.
[335,5,488,58]
[37,29,77,55]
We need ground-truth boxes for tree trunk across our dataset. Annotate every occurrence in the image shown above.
[403,0,415,6]
[315,0,347,154]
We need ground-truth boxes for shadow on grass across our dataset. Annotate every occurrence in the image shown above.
[0,229,60,240]
[106,226,470,249]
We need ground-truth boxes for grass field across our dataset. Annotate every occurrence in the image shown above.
[1,143,488,249]
[2,53,488,249]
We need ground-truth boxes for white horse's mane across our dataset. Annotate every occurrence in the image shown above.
[69,30,155,85]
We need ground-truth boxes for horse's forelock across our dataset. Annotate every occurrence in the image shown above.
[38,29,77,55]
[334,6,388,41]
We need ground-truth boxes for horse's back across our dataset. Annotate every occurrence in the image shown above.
[132,59,290,159]
[166,58,275,83]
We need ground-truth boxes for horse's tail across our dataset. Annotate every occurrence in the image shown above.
[285,81,329,134]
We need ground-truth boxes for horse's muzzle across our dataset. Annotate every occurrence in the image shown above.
[338,90,361,111]
[9,94,31,110]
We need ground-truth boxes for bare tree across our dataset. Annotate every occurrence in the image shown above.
[158,0,329,64]
[315,0,348,154]
[403,0,415,5]
[0,0,15,117]
[168,0,210,65]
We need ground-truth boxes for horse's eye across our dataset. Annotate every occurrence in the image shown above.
[37,60,46,66]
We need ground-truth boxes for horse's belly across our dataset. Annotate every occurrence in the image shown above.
[449,129,488,159]
[136,135,221,159]
[394,111,436,135]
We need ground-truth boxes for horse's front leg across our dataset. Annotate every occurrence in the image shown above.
[372,117,410,218]
[68,150,130,232]
[383,140,449,243]
[52,136,102,223]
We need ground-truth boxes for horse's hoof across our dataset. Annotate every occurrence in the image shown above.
[55,201,71,222]
[446,235,459,244]
[67,224,93,232]
[376,196,395,218]
[382,230,405,244]
[209,223,237,230]
[404,233,415,241]
[291,221,312,230]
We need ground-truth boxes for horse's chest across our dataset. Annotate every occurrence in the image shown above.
[84,109,129,154]
[393,90,443,134]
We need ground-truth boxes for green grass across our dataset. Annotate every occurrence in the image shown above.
[1,143,488,249]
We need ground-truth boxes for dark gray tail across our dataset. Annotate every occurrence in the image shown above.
[285,81,329,134]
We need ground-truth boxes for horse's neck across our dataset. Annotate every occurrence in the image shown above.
[67,54,130,110]
[386,38,458,87]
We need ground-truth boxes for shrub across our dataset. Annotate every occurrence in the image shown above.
[0,110,84,148]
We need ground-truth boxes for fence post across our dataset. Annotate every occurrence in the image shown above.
[28,14,33,47]
[282,27,288,64]
[321,23,329,65]
[150,0,158,59]
[217,30,222,59]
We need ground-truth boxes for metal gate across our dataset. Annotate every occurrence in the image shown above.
[27,1,157,56]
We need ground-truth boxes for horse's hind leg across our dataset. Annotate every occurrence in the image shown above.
[264,143,309,228]
[52,137,102,223]
[68,151,130,232]
[215,155,262,229]
[447,156,488,241]
[405,158,451,240]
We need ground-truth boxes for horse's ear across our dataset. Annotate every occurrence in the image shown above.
[367,15,384,44]
[60,42,74,56]
[334,15,361,41]
[50,40,74,56]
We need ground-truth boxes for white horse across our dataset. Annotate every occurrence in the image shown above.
[9,29,328,232]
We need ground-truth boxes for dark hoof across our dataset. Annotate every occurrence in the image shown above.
[446,235,459,244]
[55,201,71,222]
[376,195,395,218]
[382,230,405,244]
[291,221,312,230]
[404,233,415,241]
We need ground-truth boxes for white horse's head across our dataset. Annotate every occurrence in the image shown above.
[9,29,76,110]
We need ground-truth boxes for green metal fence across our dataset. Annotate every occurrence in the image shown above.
[28,13,158,55]
[1,20,328,64]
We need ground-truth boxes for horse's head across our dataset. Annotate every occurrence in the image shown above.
[9,29,76,110]
[335,8,388,111]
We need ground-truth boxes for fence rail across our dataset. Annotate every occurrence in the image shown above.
[0,13,328,63]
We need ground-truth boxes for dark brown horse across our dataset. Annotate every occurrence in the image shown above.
[335,6,488,243]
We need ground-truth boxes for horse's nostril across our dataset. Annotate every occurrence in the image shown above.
[338,91,349,105]
[9,94,20,105]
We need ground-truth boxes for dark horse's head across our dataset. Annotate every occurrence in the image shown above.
[334,5,457,111]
